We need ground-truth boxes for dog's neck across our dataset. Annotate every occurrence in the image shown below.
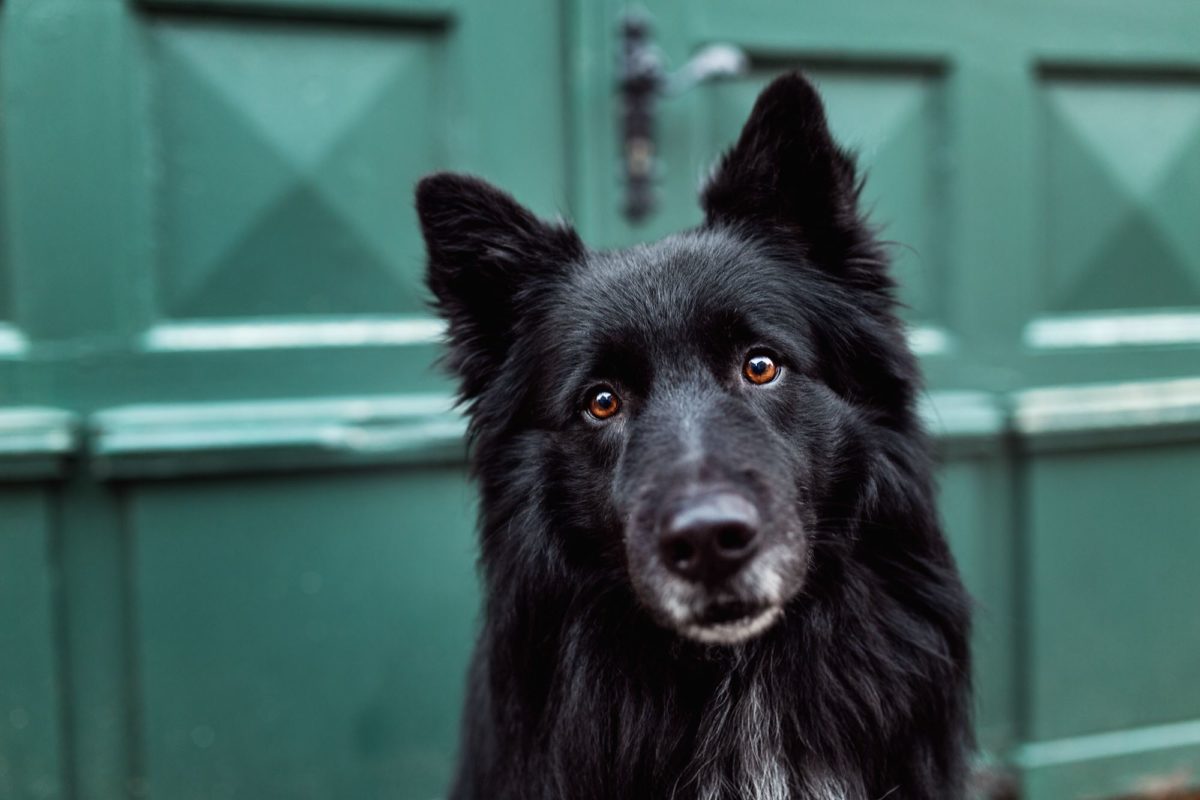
[681,675,852,800]
[503,601,875,800]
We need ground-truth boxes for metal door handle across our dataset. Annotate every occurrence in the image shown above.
[618,10,748,223]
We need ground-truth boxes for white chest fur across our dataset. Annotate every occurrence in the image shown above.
[680,679,849,800]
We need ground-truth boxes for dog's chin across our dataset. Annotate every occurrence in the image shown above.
[678,604,783,645]
[630,547,803,646]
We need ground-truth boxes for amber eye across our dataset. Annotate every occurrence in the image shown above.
[743,354,779,385]
[587,388,621,420]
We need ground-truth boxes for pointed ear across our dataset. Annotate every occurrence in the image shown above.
[416,173,582,396]
[701,73,861,262]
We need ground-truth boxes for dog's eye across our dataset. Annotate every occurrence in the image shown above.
[587,388,621,420]
[743,354,779,385]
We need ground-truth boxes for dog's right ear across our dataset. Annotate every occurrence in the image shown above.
[416,173,582,397]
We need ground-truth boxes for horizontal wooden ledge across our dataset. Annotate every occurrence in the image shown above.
[135,0,457,27]
[0,408,79,481]
[921,390,1007,455]
[1016,717,1200,770]
[90,394,468,479]
[1025,310,1200,349]
[143,316,444,352]
[141,317,950,356]
[0,324,29,357]
[23,377,1200,481]
[1014,376,1200,452]
[1013,718,1200,800]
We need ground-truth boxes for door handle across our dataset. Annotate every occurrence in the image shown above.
[618,10,748,223]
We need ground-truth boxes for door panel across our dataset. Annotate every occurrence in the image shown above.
[1027,440,1200,740]
[147,16,446,320]
[1039,70,1200,316]
[130,467,478,799]
[1,0,560,797]
[7,0,573,406]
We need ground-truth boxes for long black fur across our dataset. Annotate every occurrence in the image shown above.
[416,73,973,800]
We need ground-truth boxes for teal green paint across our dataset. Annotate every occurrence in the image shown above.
[0,489,65,799]
[1016,719,1200,799]
[1026,442,1200,740]
[0,409,77,480]
[89,395,467,478]
[938,455,1018,756]
[140,0,456,20]
[130,469,478,799]
[1018,718,1200,769]
[1,0,1199,797]
[147,15,447,319]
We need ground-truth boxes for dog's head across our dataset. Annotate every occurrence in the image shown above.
[416,74,917,645]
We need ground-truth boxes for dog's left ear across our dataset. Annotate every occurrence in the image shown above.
[701,73,861,262]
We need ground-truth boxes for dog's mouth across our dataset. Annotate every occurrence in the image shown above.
[678,601,783,645]
[630,536,803,647]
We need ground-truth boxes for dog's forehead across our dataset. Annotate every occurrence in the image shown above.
[556,230,787,336]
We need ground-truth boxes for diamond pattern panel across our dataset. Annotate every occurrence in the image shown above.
[149,17,447,319]
[708,67,947,324]
[1043,74,1200,313]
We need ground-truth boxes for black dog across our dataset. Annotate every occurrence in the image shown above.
[416,72,973,800]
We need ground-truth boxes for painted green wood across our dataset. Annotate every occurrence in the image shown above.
[1016,720,1200,799]
[1,0,565,797]
[128,467,478,799]
[0,488,65,800]
[3,0,568,407]
[574,0,1200,386]
[0,6,32,406]
[140,0,456,20]
[0,409,77,481]
[573,3,1200,796]
[1,0,1199,797]
[936,451,1018,757]
[1026,441,1200,739]
[89,395,466,479]
[1016,377,1200,452]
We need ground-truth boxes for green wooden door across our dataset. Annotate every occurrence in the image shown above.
[570,2,1200,798]
[1,0,567,797]
[3,0,1200,798]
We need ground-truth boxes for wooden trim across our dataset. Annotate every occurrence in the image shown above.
[1025,311,1200,350]
[1015,377,1200,452]
[0,324,28,357]
[78,377,1200,478]
[0,408,78,481]
[89,394,466,479]
[144,316,444,352]
[1015,718,1200,799]
[135,0,457,28]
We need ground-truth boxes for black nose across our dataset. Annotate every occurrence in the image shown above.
[659,492,761,585]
